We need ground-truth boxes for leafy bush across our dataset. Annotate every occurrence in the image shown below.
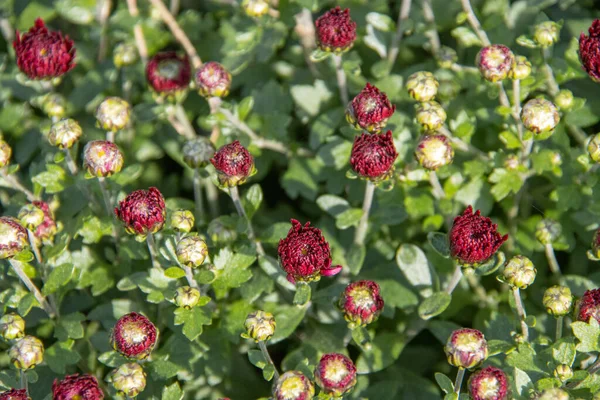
[1,0,600,399]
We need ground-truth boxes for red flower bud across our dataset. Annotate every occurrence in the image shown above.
[32,201,57,245]
[115,188,166,236]
[476,45,514,82]
[0,389,29,400]
[579,20,600,82]
[13,18,76,80]
[339,280,384,327]
[110,312,158,360]
[577,288,600,323]
[468,366,509,400]
[0,217,29,259]
[83,140,124,178]
[449,206,508,266]
[52,374,104,400]
[195,62,232,98]
[315,7,357,53]
[350,131,398,181]
[210,140,256,187]
[314,353,357,397]
[146,52,191,95]
[346,83,395,132]
[278,219,342,284]
[444,328,488,369]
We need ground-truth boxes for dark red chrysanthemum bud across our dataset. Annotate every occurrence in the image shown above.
[315,7,357,53]
[52,374,104,400]
[0,389,29,400]
[468,366,509,400]
[577,288,600,323]
[349,131,398,181]
[476,45,514,82]
[13,18,76,80]
[579,20,600,82]
[314,353,357,397]
[110,312,158,360]
[339,280,384,328]
[449,206,508,267]
[146,52,191,99]
[346,83,395,132]
[115,188,166,236]
[83,140,124,178]
[210,140,256,187]
[0,217,29,260]
[195,62,232,98]
[444,328,488,369]
[278,219,342,284]
[32,201,57,245]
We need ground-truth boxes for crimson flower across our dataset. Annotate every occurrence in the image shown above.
[278,219,342,284]
[577,289,600,323]
[449,206,508,266]
[146,52,191,94]
[579,20,600,82]
[339,280,384,327]
[346,83,396,132]
[32,201,57,244]
[314,353,357,397]
[0,389,29,400]
[350,131,398,180]
[210,140,255,187]
[52,374,104,400]
[110,312,158,359]
[468,366,509,400]
[315,7,357,53]
[115,187,166,236]
[13,18,76,80]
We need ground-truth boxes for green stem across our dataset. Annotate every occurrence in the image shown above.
[204,177,220,218]
[465,270,489,304]
[27,230,43,265]
[98,178,120,245]
[258,340,280,382]
[174,104,196,140]
[183,265,199,289]
[420,0,440,55]
[387,0,412,67]
[1,169,39,201]
[146,233,161,269]
[429,171,445,200]
[229,186,265,256]
[353,180,375,246]
[193,169,205,226]
[544,243,562,278]
[556,316,563,341]
[63,148,79,175]
[454,367,466,394]
[8,259,56,318]
[512,287,529,342]
[20,370,28,393]
[459,0,490,46]
[332,54,349,105]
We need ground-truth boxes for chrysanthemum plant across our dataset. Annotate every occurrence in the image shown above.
[3,1,600,399]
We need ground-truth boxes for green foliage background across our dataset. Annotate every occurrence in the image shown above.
[1,0,600,399]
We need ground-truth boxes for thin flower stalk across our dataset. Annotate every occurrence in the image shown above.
[512,287,529,341]
[229,186,265,256]
[8,259,56,318]
[387,0,412,67]
[353,181,375,246]
[258,340,280,382]
[333,54,349,105]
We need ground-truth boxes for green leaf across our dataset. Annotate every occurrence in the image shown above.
[316,195,350,217]
[55,0,96,25]
[572,318,600,353]
[148,359,180,380]
[162,382,184,400]
[18,293,36,316]
[427,232,451,258]
[268,304,307,344]
[45,339,81,374]
[212,247,256,298]
[237,96,254,120]
[248,349,267,369]
[309,49,331,62]
[347,245,366,275]
[356,333,405,373]
[17,2,57,30]
[243,184,263,219]
[32,164,70,194]
[55,312,85,341]
[396,244,433,293]
[173,306,212,341]
[489,168,524,201]
[164,267,186,279]
[335,208,363,230]
[552,338,576,365]
[366,12,395,32]
[281,158,322,201]
[42,264,74,295]
[418,292,452,320]
[76,215,113,244]
[98,351,129,368]
[516,35,539,48]
[293,283,311,306]
[435,372,454,394]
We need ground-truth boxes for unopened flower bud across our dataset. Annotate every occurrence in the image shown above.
[176,236,208,268]
[18,204,44,230]
[0,139,12,167]
[111,362,146,398]
[543,285,572,317]
[346,83,395,132]
[242,0,269,17]
[537,388,569,400]
[553,364,573,382]
[315,7,357,53]
[577,288,600,323]
[444,328,488,369]
[210,141,256,187]
[83,140,124,177]
[96,97,131,132]
[174,286,201,309]
[591,229,600,259]
[415,134,454,170]
[521,98,560,134]
[146,52,190,101]
[502,255,536,289]
[48,118,82,149]
[195,62,232,98]
[504,154,520,170]
[243,310,276,342]
[52,374,104,400]
[113,43,139,68]
[115,188,166,236]
[339,280,384,328]
[587,133,600,163]
[509,56,532,80]
[40,93,67,118]
[31,201,57,245]
[171,210,194,233]
[416,101,446,130]
[535,218,561,245]
[406,71,439,102]
[0,217,29,260]
[0,389,29,400]
[9,335,44,370]
[476,45,515,82]
[350,131,398,181]
[0,313,26,341]
[111,312,158,360]
[468,366,509,400]
[534,21,561,47]
[314,353,357,397]
[436,47,458,69]
[182,137,215,169]
[554,89,574,111]
[579,20,600,82]
[273,371,315,400]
